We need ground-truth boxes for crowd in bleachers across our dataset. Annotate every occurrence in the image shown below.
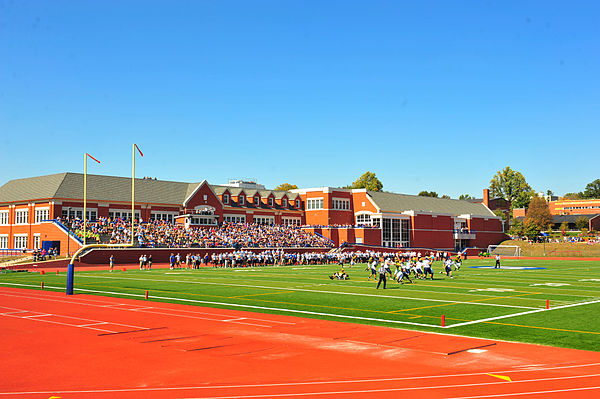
[60,218,334,248]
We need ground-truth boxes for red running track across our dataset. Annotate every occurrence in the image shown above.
[1,286,599,398]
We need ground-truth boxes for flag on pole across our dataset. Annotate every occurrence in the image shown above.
[134,144,143,157]
[86,153,101,163]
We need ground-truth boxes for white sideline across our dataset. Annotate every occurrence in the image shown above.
[75,275,540,310]
[447,298,600,328]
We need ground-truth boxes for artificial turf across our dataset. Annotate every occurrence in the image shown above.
[2,257,599,351]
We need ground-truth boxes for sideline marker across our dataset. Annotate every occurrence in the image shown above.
[441,314,446,327]
[123,268,126,272]
[145,290,149,300]
[546,299,550,309]
[41,282,44,290]
[56,270,59,275]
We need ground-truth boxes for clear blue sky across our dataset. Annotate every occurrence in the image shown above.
[1,0,598,198]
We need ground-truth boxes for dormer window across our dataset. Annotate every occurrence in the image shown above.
[269,197,274,207]
[296,199,300,208]
[254,196,260,206]
[282,199,288,208]
[223,194,229,204]
[239,196,245,206]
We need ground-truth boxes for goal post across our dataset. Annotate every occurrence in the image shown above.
[487,245,522,257]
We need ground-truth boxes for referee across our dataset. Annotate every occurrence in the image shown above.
[376,263,388,289]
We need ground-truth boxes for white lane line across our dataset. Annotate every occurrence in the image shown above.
[72,287,441,328]
[447,385,600,399]
[180,374,600,398]
[0,301,149,330]
[77,322,109,327]
[0,311,28,315]
[0,288,295,327]
[1,363,599,396]
[74,275,540,310]
[447,298,600,328]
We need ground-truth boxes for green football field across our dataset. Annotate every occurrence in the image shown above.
[2,257,600,352]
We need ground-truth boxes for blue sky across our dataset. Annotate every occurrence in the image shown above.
[1,0,598,198]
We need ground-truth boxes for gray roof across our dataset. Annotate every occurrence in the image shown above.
[0,173,198,205]
[368,191,496,218]
[0,174,303,206]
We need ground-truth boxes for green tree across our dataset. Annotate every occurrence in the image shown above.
[459,194,474,200]
[582,179,600,199]
[275,183,298,191]
[489,166,534,209]
[562,192,582,200]
[524,196,553,230]
[575,216,589,231]
[493,209,507,221]
[418,191,438,197]
[523,220,541,240]
[559,221,569,235]
[441,194,451,199]
[508,219,524,236]
[346,171,383,191]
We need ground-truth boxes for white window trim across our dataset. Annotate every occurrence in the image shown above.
[223,194,230,204]
[14,234,28,249]
[14,209,29,225]
[34,207,50,224]
[0,210,8,226]
[0,234,8,249]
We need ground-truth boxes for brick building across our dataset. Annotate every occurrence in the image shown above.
[0,173,505,254]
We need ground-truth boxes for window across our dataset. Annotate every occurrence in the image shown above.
[254,216,275,225]
[269,197,274,207]
[223,194,230,204]
[254,196,260,206]
[356,214,371,225]
[306,198,323,210]
[150,212,178,222]
[0,211,8,225]
[14,235,28,249]
[401,219,409,246]
[332,198,350,210]
[224,215,246,223]
[191,217,217,225]
[239,196,245,206]
[35,208,50,223]
[282,217,301,226]
[34,235,41,249]
[0,235,8,249]
[15,209,28,224]
[295,200,300,208]
[382,218,409,248]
